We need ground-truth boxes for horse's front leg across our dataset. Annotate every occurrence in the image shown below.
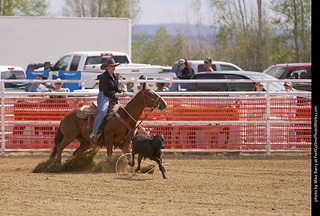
[120,136,132,166]
[129,151,135,167]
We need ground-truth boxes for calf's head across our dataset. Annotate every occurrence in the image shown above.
[152,133,165,150]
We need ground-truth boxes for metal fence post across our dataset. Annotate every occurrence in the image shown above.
[1,81,5,156]
[266,82,271,155]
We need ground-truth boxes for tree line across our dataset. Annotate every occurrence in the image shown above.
[133,0,311,71]
[0,0,311,71]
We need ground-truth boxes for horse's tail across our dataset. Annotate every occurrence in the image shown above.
[50,126,64,159]
[54,126,64,144]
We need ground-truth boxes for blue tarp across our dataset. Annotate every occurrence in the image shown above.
[26,70,49,79]
[52,71,81,92]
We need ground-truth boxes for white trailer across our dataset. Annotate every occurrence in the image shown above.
[0,16,131,70]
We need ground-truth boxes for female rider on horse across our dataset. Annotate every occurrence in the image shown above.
[89,57,121,144]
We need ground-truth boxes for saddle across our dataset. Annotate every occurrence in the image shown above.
[77,101,126,139]
[77,104,99,119]
[76,101,120,119]
[77,101,133,146]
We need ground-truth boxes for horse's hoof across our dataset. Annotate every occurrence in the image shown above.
[47,162,62,173]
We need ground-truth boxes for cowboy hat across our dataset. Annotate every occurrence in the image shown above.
[284,82,292,87]
[34,73,48,80]
[100,57,120,70]
[54,78,64,85]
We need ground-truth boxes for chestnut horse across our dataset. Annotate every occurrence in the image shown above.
[49,83,167,165]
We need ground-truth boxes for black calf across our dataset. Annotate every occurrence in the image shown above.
[130,133,167,179]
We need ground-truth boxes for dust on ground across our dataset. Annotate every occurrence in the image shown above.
[0,152,311,216]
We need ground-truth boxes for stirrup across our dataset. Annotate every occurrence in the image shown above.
[106,111,115,120]
[89,133,95,139]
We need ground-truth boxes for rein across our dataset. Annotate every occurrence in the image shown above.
[113,89,161,150]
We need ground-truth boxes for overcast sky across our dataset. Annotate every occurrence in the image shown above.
[48,0,209,25]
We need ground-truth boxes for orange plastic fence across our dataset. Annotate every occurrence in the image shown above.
[2,96,311,152]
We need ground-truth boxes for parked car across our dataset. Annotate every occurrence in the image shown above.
[171,60,242,77]
[188,71,287,92]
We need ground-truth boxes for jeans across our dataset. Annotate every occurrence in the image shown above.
[92,92,113,135]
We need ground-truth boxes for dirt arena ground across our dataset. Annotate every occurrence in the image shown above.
[0,152,311,216]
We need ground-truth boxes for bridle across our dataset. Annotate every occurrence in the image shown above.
[134,88,162,109]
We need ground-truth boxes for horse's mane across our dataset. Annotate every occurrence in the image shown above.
[123,88,144,109]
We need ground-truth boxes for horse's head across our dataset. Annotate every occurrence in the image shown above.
[137,83,167,110]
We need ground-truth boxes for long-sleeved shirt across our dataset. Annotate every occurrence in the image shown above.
[98,71,120,100]
[178,66,194,79]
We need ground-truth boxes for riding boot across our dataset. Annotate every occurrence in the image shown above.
[89,133,98,144]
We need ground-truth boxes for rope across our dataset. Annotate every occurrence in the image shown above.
[114,104,158,149]
[115,153,170,177]
[121,105,137,124]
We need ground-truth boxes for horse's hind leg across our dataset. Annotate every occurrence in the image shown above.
[54,136,76,165]
[73,140,91,158]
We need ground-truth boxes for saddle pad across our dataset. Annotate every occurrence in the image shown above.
[77,105,99,119]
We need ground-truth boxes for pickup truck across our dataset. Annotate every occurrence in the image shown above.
[34,51,175,88]
[0,65,26,89]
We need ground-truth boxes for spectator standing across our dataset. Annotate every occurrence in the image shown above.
[126,77,135,92]
[28,73,49,94]
[164,78,171,90]
[284,81,297,144]
[177,58,194,79]
[247,81,266,148]
[115,73,127,92]
[27,73,50,137]
[252,82,264,92]
[170,58,194,91]
[50,78,70,98]
[284,82,297,116]
[137,75,147,91]
[284,82,295,93]
[201,57,214,72]
[155,78,169,92]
